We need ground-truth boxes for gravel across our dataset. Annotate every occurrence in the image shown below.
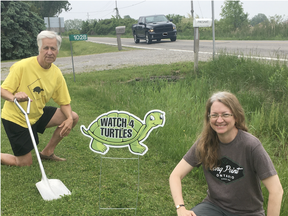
[1,49,213,81]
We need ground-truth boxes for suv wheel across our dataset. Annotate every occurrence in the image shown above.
[134,33,139,43]
[170,37,176,42]
[145,32,152,44]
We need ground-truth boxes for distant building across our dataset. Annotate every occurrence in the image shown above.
[44,17,65,33]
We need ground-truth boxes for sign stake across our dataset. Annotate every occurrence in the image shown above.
[70,41,76,82]
[68,34,88,82]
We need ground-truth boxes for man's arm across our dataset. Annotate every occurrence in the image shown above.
[262,174,283,216]
[1,87,30,102]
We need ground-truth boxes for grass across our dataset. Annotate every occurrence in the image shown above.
[57,38,136,58]
[1,38,136,62]
[1,47,288,215]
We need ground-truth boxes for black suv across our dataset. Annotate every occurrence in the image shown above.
[132,14,177,44]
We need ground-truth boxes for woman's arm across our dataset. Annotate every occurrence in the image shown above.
[262,174,283,216]
[169,159,196,216]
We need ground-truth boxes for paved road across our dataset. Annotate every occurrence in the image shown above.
[1,37,287,81]
[88,37,288,59]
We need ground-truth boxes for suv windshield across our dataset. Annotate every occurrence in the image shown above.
[145,15,168,23]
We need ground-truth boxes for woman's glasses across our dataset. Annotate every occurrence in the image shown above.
[208,113,233,120]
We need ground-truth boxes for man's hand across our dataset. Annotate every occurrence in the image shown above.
[1,88,32,102]
[14,92,32,102]
[58,118,73,137]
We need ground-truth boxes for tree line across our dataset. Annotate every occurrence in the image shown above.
[65,1,287,40]
[1,0,287,61]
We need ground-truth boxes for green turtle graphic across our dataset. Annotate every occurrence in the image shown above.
[80,110,165,156]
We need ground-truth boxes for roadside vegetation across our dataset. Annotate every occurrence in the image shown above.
[0,39,134,62]
[2,0,287,60]
[64,1,288,41]
[57,38,135,58]
[1,41,287,215]
[65,13,288,41]
[1,1,70,61]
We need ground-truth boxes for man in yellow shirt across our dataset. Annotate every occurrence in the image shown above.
[1,30,79,166]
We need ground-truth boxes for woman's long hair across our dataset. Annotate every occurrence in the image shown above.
[196,91,248,170]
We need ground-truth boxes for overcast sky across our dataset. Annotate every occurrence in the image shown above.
[59,0,288,21]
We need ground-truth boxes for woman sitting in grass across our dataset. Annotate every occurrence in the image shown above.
[169,91,283,216]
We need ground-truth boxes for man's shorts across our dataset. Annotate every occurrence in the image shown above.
[2,106,57,156]
[191,201,239,216]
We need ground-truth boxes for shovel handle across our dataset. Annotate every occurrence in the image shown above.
[14,97,31,115]
[14,97,48,179]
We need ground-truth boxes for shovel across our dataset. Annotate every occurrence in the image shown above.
[14,97,71,201]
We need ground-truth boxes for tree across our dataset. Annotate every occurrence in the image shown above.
[250,13,268,26]
[220,0,249,31]
[26,1,71,18]
[166,14,185,25]
[64,19,83,31]
[81,20,90,34]
[1,1,46,60]
[123,15,132,19]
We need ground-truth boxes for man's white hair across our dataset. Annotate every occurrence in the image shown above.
[37,30,62,52]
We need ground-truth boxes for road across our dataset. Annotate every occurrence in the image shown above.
[1,38,287,81]
[87,37,288,59]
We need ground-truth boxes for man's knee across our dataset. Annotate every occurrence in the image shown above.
[72,111,79,127]
[15,154,33,167]
[17,160,33,167]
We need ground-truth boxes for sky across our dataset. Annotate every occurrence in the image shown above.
[59,0,288,21]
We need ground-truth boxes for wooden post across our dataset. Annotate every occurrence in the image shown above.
[48,17,51,30]
[194,27,199,75]
[58,17,61,34]
[116,34,122,51]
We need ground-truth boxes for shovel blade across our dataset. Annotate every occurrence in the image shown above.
[36,179,71,201]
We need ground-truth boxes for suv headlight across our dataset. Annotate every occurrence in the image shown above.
[148,28,154,32]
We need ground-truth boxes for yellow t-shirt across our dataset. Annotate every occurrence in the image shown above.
[1,56,71,128]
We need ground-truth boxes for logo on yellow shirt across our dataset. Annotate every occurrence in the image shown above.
[33,86,44,94]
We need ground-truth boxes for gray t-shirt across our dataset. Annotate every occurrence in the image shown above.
[183,130,277,216]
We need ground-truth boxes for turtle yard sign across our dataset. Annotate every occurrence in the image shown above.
[80,110,165,156]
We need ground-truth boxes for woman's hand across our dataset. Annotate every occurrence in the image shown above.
[177,207,197,216]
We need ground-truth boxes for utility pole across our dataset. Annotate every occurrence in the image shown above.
[191,0,198,75]
[191,0,194,20]
[212,0,215,60]
[87,12,90,20]
[115,0,120,18]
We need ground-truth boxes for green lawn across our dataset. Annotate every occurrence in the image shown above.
[1,44,287,215]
